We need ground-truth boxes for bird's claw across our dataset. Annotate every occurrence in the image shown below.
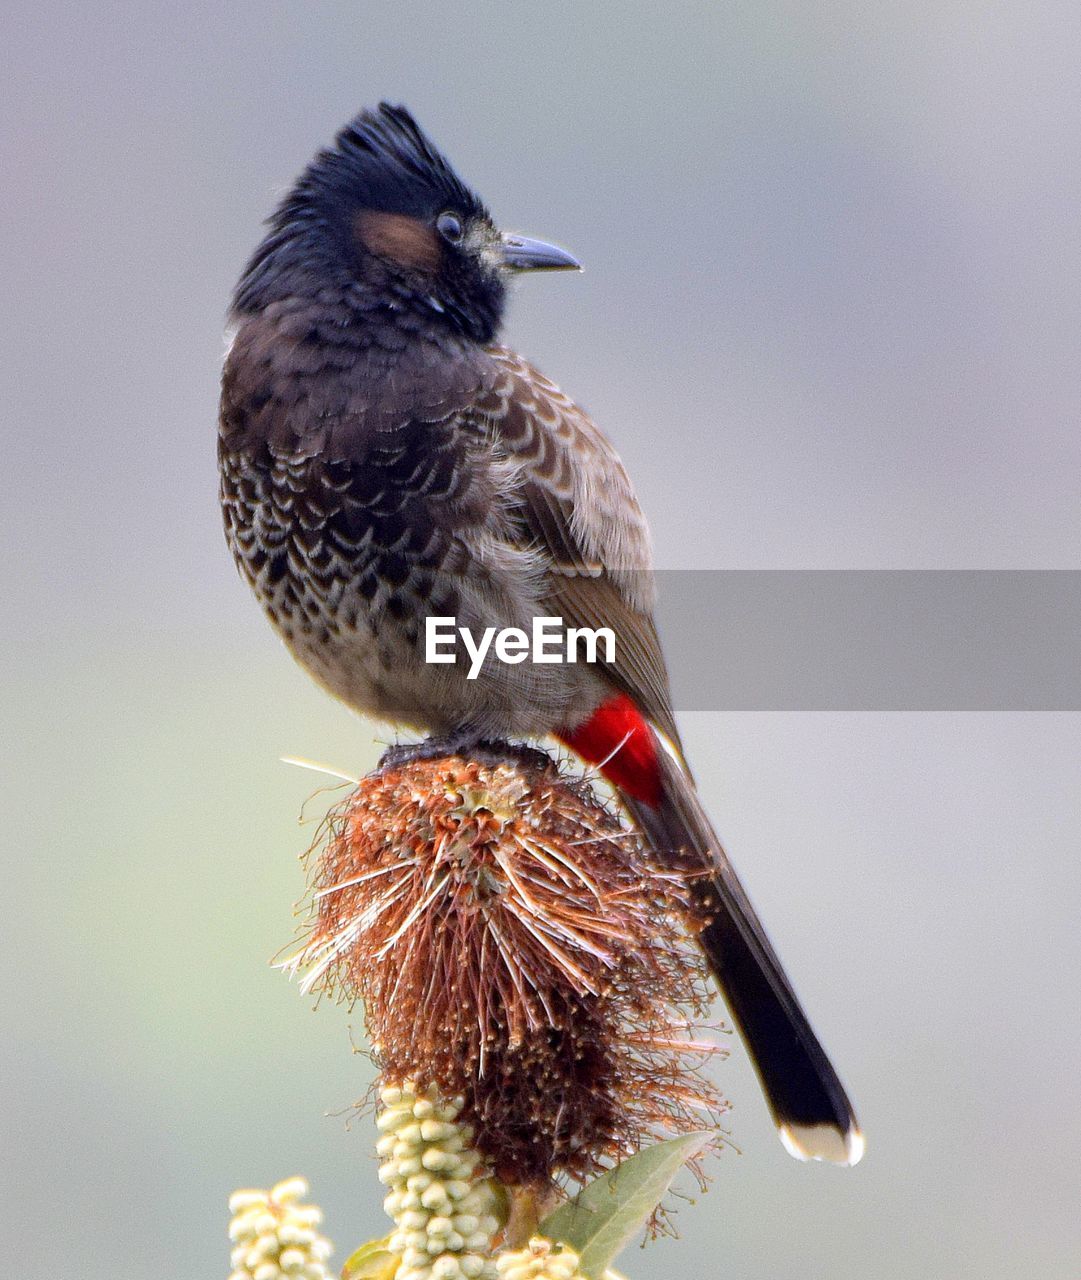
[378,729,485,772]
[378,733,556,775]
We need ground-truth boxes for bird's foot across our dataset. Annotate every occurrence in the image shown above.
[378,732,556,775]
[378,729,485,772]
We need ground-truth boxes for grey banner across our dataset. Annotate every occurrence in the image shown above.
[650,571,1081,710]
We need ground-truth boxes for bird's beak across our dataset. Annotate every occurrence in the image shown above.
[500,233,581,273]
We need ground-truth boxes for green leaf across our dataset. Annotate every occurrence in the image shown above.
[340,1236,399,1280]
[539,1131,713,1279]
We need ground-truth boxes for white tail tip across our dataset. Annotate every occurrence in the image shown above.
[779,1121,865,1166]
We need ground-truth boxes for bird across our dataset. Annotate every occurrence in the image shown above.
[219,102,863,1165]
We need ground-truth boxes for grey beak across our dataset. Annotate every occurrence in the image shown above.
[500,233,581,273]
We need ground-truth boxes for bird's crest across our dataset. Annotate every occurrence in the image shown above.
[336,104,485,214]
[279,102,488,229]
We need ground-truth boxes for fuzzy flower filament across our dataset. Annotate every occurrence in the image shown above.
[294,748,724,1191]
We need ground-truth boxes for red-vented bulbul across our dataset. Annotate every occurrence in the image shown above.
[219,103,862,1164]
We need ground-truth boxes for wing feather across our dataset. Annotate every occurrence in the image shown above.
[476,346,683,752]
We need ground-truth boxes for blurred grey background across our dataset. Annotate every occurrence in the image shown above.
[3,2,1080,1277]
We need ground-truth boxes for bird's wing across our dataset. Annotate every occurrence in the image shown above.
[474,346,682,752]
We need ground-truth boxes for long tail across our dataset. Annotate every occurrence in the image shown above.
[560,695,863,1165]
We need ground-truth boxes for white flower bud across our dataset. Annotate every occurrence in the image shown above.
[230,1191,269,1214]
[271,1178,308,1204]
[495,1238,585,1280]
[376,1080,500,1279]
[226,1177,333,1280]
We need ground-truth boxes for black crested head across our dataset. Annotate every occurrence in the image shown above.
[322,103,489,224]
[232,103,507,343]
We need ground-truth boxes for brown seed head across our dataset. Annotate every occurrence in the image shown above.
[294,744,725,1188]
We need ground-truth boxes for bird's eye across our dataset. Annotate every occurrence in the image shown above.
[436,211,464,243]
